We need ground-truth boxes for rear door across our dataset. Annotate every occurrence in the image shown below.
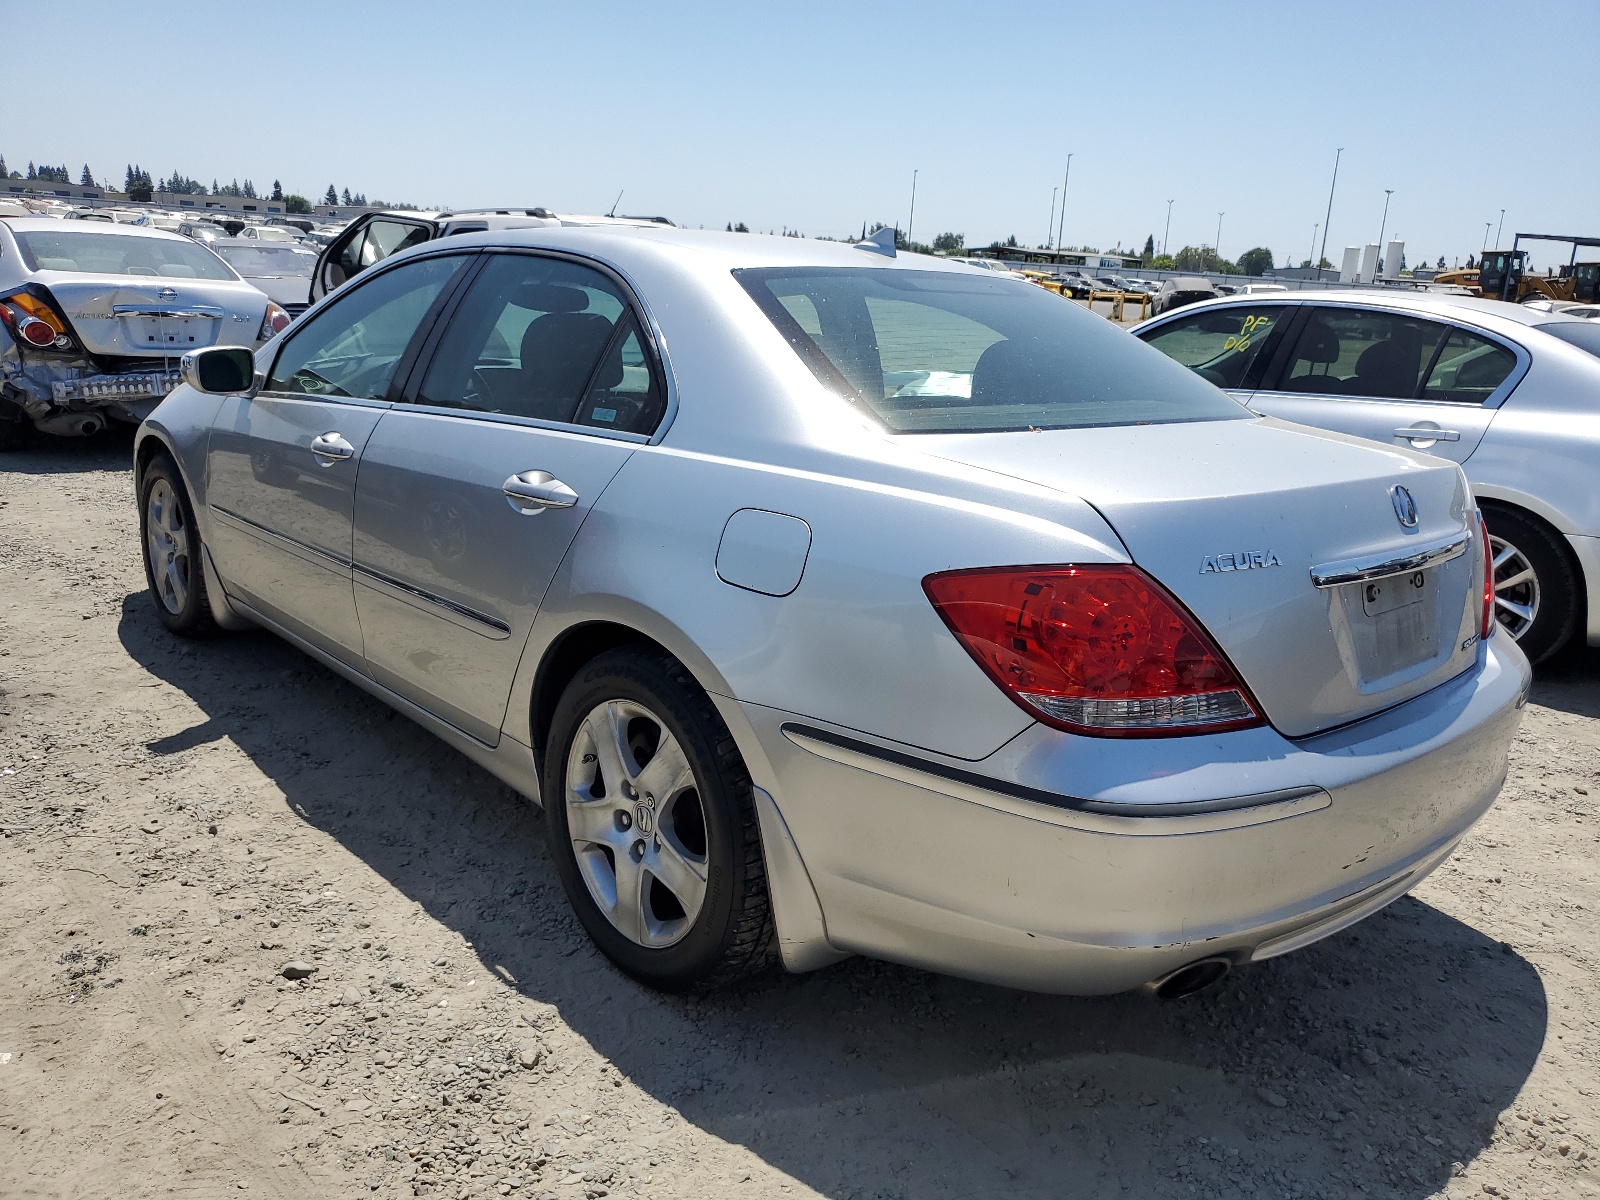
[1246,304,1520,463]
[309,214,438,303]
[205,252,469,666]
[352,251,666,744]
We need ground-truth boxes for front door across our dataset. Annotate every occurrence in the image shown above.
[1246,305,1517,465]
[353,251,667,744]
[309,215,437,303]
[205,253,468,665]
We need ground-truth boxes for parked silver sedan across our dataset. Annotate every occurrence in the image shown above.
[133,230,1529,997]
[0,218,289,446]
[1136,292,1600,662]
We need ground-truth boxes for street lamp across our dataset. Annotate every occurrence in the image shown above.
[906,170,918,248]
[1318,147,1343,280]
[1308,222,1319,271]
[1495,208,1505,249]
[1215,211,1225,260]
[1046,187,1057,250]
[1163,199,1174,256]
[1483,222,1492,254]
[1056,153,1073,255]
[1376,189,1393,277]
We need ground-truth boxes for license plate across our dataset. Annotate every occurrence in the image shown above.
[121,314,217,350]
[1349,570,1437,679]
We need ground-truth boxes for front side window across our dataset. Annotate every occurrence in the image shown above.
[1279,308,1449,400]
[737,267,1248,434]
[414,254,664,433]
[12,230,236,279]
[267,254,464,399]
[1139,307,1285,389]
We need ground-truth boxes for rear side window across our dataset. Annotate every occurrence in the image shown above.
[1139,307,1285,389]
[414,254,664,434]
[1420,329,1517,402]
[737,266,1247,434]
[267,255,464,399]
[1279,308,1449,400]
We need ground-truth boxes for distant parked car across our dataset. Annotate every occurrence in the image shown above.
[1152,276,1220,315]
[239,225,299,243]
[210,242,318,317]
[0,218,287,446]
[1136,290,1600,660]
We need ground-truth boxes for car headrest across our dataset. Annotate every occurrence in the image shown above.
[518,313,616,401]
[1296,319,1341,365]
[970,338,1052,407]
[510,282,589,313]
[1354,340,1414,392]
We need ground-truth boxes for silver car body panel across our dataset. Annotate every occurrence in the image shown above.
[136,229,1532,992]
[1138,290,1600,646]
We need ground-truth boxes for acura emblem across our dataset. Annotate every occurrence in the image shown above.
[1390,485,1419,528]
[158,287,178,301]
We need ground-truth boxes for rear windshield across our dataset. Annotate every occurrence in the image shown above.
[213,244,316,276]
[1537,320,1600,359]
[735,267,1248,433]
[12,229,236,280]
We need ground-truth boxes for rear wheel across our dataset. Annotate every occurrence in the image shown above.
[1482,505,1579,664]
[139,453,216,636]
[544,647,774,992]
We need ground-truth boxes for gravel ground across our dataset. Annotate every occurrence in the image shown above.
[2,430,1598,1200]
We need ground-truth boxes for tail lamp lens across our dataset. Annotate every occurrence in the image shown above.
[259,302,292,339]
[1479,511,1495,640]
[18,316,57,347]
[2,291,74,351]
[923,564,1262,737]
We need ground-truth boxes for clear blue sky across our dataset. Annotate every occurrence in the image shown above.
[16,0,1599,268]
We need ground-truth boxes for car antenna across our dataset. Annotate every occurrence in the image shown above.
[854,225,897,258]
[607,190,624,218]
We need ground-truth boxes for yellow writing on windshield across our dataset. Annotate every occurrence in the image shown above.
[1224,313,1272,354]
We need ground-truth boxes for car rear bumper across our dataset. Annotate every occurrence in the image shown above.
[738,636,1531,994]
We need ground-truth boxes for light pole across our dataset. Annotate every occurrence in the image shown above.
[1215,212,1225,261]
[1495,208,1505,249]
[1163,199,1174,256]
[906,169,918,248]
[1482,222,1492,254]
[1056,154,1073,254]
[1309,222,1319,270]
[1376,189,1393,277]
[1318,147,1343,281]
[1046,187,1057,250]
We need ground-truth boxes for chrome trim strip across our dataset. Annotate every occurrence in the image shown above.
[351,564,512,638]
[1310,530,1471,589]
[210,504,352,569]
[112,304,225,319]
[780,723,1331,835]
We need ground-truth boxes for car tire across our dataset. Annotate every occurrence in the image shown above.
[543,646,775,992]
[139,452,217,637]
[1481,504,1579,665]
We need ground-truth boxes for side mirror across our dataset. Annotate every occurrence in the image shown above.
[181,346,258,395]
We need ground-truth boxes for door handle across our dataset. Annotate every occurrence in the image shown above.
[309,432,355,464]
[502,470,578,514]
[1393,427,1461,443]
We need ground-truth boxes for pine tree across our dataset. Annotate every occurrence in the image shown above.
[26,162,36,180]
[324,185,338,206]
[1143,234,1155,257]
[271,180,283,201]
[80,164,95,187]
[0,153,7,179]
[243,179,256,199]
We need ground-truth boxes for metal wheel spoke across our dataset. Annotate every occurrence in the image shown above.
[567,798,623,846]
[1495,595,1534,623]
[163,558,188,610]
[648,834,708,916]
[635,734,692,805]
[610,852,648,944]
[1492,544,1519,571]
[1496,566,1535,591]
[588,702,638,795]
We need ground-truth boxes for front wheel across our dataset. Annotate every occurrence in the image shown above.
[1482,505,1579,664]
[544,647,774,992]
[139,453,216,636]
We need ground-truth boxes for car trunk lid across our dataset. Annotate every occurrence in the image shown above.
[911,417,1483,737]
[39,276,261,358]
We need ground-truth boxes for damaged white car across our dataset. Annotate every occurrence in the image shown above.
[0,218,288,447]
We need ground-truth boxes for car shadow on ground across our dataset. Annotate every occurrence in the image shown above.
[1531,642,1600,719]
[1,423,136,475]
[117,595,1546,1200]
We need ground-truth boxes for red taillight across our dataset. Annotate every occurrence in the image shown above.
[18,316,57,347]
[923,564,1263,737]
[1479,511,1495,641]
[259,301,292,339]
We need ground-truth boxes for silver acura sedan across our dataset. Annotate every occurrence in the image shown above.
[133,229,1530,997]
[1135,290,1600,663]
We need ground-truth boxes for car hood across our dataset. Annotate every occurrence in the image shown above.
[906,416,1483,737]
[38,274,266,357]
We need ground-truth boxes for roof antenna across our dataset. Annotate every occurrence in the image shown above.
[607,189,624,218]
[854,225,897,258]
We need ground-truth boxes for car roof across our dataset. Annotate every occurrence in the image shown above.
[0,216,198,244]
[1183,286,1597,329]
[421,223,1003,277]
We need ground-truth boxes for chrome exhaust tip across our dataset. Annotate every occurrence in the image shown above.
[1144,957,1231,1000]
[34,411,105,438]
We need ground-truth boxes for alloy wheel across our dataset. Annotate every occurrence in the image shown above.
[564,699,710,949]
[145,478,191,615]
[1489,533,1540,641]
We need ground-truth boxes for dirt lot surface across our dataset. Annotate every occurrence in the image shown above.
[3,432,1599,1200]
